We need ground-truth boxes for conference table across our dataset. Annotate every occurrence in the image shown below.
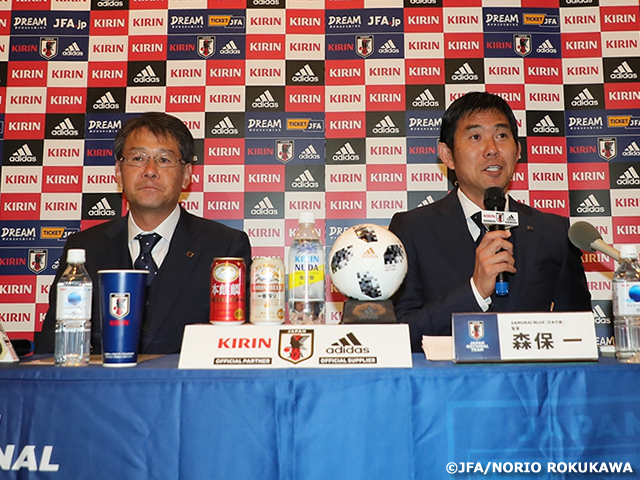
[0,354,639,480]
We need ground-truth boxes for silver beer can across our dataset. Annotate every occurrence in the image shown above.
[249,257,285,325]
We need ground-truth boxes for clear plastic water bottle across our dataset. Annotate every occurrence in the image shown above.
[613,244,640,363]
[55,249,92,366]
[288,212,325,324]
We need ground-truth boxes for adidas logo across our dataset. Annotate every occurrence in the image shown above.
[62,42,83,57]
[251,90,278,109]
[210,116,239,135]
[133,65,161,84]
[51,117,79,137]
[93,91,120,110]
[577,194,605,214]
[378,39,400,54]
[536,39,557,54]
[220,40,241,55]
[451,62,479,81]
[571,88,598,107]
[418,195,435,207]
[622,141,640,157]
[9,144,37,163]
[617,166,640,186]
[292,64,319,83]
[372,115,400,134]
[532,115,560,134]
[326,332,370,354]
[332,142,360,162]
[250,196,277,216]
[412,88,439,108]
[89,197,116,217]
[291,169,319,189]
[611,61,638,80]
[592,305,611,325]
[361,247,378,259]
[299,144,320,160]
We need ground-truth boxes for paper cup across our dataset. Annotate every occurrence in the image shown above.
[98,270,148,367]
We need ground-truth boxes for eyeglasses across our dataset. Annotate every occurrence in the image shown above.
[119,153,186,168]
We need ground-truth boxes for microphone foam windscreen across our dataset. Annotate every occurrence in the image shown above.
[568,221,602,252]
[483,187,506,211]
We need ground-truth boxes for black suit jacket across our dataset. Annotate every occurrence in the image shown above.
[36,209,252,354]
[388,190,592,352]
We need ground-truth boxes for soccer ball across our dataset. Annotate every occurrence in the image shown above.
[329,224,408,301]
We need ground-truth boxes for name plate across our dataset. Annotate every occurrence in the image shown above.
[452,311,598,363]
[179,324,412,369]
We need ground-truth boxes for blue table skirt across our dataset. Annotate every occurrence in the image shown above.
[0,355,638,480]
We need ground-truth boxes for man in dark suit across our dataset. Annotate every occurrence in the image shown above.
[36,112,252,355]
[389,92,591,352]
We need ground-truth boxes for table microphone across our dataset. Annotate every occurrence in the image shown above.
[483,187,509,296]
[568,221,620,262]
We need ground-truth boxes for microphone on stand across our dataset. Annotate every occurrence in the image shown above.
[483,187,509,296]
[568,221,620,262]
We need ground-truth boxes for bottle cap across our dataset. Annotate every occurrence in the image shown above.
[299,211,315,225]
[67,249,86,264]
[619,244,638,260]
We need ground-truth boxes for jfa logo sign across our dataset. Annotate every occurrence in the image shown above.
[278,329,313,364]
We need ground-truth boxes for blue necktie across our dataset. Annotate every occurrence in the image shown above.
[134,233,161,285]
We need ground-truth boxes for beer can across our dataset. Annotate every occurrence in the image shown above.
[210,257,246,325]
[249,257,285,325]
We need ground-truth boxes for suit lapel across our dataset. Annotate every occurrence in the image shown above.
[432,190,477,279]
[101,216,131,268]
[141,210,200,350]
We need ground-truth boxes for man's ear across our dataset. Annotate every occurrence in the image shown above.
[438,142,455,170]
[115,160,123,189]
[181,162,192,190]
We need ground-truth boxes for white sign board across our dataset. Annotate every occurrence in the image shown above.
[179,324,413,369]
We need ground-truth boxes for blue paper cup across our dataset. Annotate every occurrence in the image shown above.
[98,270,148,367]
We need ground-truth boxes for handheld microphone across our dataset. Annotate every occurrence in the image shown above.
[484,187,509,296]
[568,221,620,262]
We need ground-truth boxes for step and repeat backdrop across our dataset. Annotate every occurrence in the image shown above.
[0,0,638,341]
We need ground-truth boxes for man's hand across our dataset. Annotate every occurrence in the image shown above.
[473,230,516,299]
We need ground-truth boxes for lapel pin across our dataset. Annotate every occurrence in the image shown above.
[527,225,534,231]
[186,251,195,258]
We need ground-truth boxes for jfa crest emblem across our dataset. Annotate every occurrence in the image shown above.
[276,140,294,163]
[198,36,216,59]
[468,321,484,340]
[513,34,531,57]
[28,249,47,274]
[598,137,617,161]
[356,35,374,58]
[40,37,58,59]
[110,293,130,319]
[279,329,313,364]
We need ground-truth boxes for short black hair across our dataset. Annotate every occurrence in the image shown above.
[439,92,519,151]
[114,112,196,163]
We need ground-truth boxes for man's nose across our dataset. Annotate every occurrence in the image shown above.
[484,137,498,156]
[142,158,159,177]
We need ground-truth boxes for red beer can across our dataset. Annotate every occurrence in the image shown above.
[210,257,246,325]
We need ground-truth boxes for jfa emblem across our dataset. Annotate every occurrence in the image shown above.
[40,37,58,59]
[28,249,47,274]
[276,140,294,163]
[356,35,374,58]
[198,36,215,59]
[598,137,617,161]
[513,34,531,57]
[110,293,130,319]
[468,321,484,340]
[279,329,313,364]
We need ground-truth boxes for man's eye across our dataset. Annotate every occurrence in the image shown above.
[131,155,146,162]
[157,156,173,164]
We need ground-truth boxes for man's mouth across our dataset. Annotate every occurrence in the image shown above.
[485,165,501,172]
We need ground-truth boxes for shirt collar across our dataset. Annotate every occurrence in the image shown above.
[127,204,181,244]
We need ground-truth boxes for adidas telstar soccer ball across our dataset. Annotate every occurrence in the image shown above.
[329,224,408,301]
